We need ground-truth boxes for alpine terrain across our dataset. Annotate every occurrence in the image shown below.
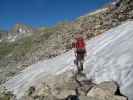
[0,0,133,100]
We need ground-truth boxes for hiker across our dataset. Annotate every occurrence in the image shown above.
[72,32,86,73]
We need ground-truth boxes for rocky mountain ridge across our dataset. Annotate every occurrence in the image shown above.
[0,24,34,42]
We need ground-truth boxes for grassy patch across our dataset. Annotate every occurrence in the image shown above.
[12,36,33,58]
[0,42,14,59]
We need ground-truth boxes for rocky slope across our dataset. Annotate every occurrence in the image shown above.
[2,21,133,100]
[0,0,133,90]
[0,79,127,100]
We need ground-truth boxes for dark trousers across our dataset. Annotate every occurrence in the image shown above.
[74,48,86,72]
[76,48,86,61]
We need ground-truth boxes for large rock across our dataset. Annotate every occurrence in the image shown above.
[87,81,117,98]
[24,71,95,100]
[87,86,112,99]
[87,81,127,100]
[44,71,78,99]
[80,95,127,100]
[79,96,98,100]
[97,81,117,95]
[81,95,127,100]
[112,96,127,100]
[53,89,76,99]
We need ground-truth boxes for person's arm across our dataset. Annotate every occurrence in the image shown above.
[72,39,77,56]
[72,42,75,48]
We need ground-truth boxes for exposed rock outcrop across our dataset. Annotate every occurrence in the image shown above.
[17,73,127,100]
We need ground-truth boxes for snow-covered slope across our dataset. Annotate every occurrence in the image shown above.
[3,21,133,100]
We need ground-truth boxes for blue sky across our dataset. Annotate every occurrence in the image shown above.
[0,0,112,30]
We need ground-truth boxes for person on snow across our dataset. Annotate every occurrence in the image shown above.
[72,32,86,73]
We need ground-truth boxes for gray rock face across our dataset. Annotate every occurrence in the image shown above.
[97,81,117,95]
[0,82,127,100]
[80,96,127,100]
[86,81,127,100]
[20,73,126,100]
[79,96,97,100]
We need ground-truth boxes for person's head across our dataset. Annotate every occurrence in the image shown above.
[75,32,83,39]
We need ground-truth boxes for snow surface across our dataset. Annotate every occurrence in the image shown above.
[3,21,133,100]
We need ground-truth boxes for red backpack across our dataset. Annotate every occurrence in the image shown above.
[75,37,85,49]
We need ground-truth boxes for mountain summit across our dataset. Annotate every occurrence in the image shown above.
[11,24,33,35]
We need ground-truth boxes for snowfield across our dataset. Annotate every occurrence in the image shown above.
[3,21,133,100]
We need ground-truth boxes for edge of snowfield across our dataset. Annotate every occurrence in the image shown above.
[3,21,133,100]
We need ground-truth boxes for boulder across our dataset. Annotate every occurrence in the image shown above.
[53,89,76,99]
[112,96,127,100]
[87,81,127,100]
[79,96,102,100]
[97,81,117,95]
[87,86,112,99]
[87,81,118,98]
[79,95,127,100]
